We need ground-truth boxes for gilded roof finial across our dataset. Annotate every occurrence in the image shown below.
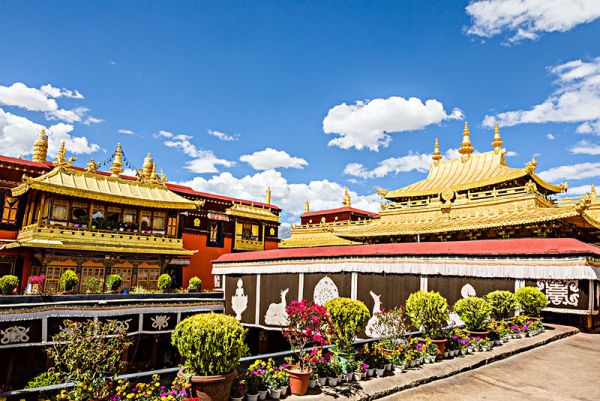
[591,184,596,197]
[32,128,49,163]
[109,143,124,177]
[458,121,474,159]
[343,188,351,207]
[525,155,537,174]
[54,141,67,166]
[304,199,310,213]
[432,137,442,163]
[265,186,272,204]
[141,153,154,181]
[492,122,503,152]
[85,159,97,173]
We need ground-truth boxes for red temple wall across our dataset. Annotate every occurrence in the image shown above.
[182,232,233,290]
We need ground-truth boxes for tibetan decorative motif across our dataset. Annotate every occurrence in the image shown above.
[231,279,248,320]
[365,291,383,338]
[313,276,339,306]
[1,326,30,344]
[264,288,290,326]
[537,280,580,307]
[151,315,170,330]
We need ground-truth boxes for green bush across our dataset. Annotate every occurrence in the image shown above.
[82,276,104,293]
[405,290,449,339]
[171,313,248,376]
[157,274,172,291]
[106,274,122,291]
[25,369,62,389]
[453,296,492,331]
[188,276,202,292]
[58,270,78,292]
[515,286,547,317]
[485,290,516,320]
[324,297,370,353]
[0,274,19,295]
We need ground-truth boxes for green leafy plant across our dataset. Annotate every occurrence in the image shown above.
[82,276,104,293]
[187,276,202,292]
[59,270,79,292]
[171,313,248,376]
[515,286,547,316]
[130,285,150,294]
[47,319,132,400]
[157,273,172,291]
[324,297,370,353]
[0,274,19,295]
[405,290,449,339]
[370,306,408,349]
[453,296,492,331]
[25,369,62,389]
[485,290,516,320]
[106,274,122,292]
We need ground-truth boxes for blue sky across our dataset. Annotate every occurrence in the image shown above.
[1,0,599,225]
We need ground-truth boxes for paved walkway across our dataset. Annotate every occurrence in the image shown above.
[382,332,600,401]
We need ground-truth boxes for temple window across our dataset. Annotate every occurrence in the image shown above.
[92,206,105,229]
[207,221,223,247]
[112,267,132,290]
[136,268,160,289]
[1,195,19,225]
[167,214,178,237]
[44,266,71,292]
[105,207,121,231]
[49,199,70,226]
[71,202,89,228]
[80,267,105,289]
[241,222,260,241]
[141,211,152,234]
[152,211,166,234]
[122,209,137,232]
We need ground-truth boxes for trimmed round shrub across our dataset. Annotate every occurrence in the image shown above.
[82,276,103,293]
[157,274,172,291]
[0,274,19,295]
[106,274,122,291]
[59,270,78,292]
[515,286,547,317]
[188,276,202,292]
[453,296,492,331]
[324,297,370,353]
[485,290,516,320]
[171,313,248,376]
[25,370,62,389]
[405,290,449,339]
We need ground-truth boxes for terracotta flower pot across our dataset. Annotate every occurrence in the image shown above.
[418,338,447,356]
[284,366,312,396]
[178,368,237,401]
[466,330,490,339]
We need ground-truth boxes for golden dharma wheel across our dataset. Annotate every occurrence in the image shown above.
[441,187,455,202]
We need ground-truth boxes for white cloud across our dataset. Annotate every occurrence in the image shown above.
[546,133,556,140]
[538,162,600,182]
[240,148,308,170]
[483,57,600,134]
[179,169,380,218]
[0,107,99,158]
[40,84,84,99]
[323,96,463,151]
[0,82,59,112]
[156,130,234,173]
[207,129,238,142]
[466,0,600,43]
[118,129,134,135]
[569,140,600,155]
[566,183,598,196]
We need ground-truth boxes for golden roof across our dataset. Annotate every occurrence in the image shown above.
[12,165,197,209]
[280,228,361,248]
[385,150,563,199]
[226,202,280,222]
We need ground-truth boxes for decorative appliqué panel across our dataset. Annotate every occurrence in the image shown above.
[151,315,170,330]
[1,326,30,344]
[365,291,383,338]
[313,276,339,306]
[265,288,290,326]
[461,283,476,298]
[537,280,579,307]
[231,279,248,321]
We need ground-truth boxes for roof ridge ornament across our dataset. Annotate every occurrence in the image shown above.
[265,186,272,204]
[458,121,474,160]
[85,159,98,173]
[54,142,67,166]
[492,122,503,153]
[432,137,442,164]
[32,128,49,163]
[525,156,537,174]
[304,199,310,213]
[109,143,124,177]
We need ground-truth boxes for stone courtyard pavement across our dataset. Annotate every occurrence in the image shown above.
[290,324,591,401]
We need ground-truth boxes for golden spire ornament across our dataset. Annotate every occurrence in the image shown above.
[492,122,503,152]
[32,128,49,163]
[265,186,272,204]
[109,143,124,177]
[432,137,442,164]
[458,121,474,159]
[304,199,310,213]
[343,188,351,207]
[54,141,67,166]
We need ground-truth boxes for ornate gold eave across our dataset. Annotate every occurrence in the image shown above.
[226,202,279,223]
[12,166,197,210]
[280,230,361,248]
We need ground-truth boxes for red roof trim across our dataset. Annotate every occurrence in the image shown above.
[0,155,50,169]
[167,184,281,211]
[214,238,600,263]
[301,206,378,218]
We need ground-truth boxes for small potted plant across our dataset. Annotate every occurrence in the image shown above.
[106,274,122,293]
[354,362,368,381]
[312,349,331,386]
[0,274,19,295]
[453,296,492,338]
[59,269,78,294]
[327,359,342,386]
[405,290,450,356]
[342,358,356,382]
[370,306,408,356]
[390,350,405,374]
[515,287,547,318]
[244,369,260,401]
[82,276,104,294]
[27,275,45,295]
[264,360,282,400]
[188,276,202,292]
[479,337,492,352]
[171,313,248,401]
[230,377,244,401]
[324,297,370,365]
[158,274,172,292]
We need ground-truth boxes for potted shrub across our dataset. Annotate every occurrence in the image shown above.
[158,273,172,292]
[515,286,547,318]
[171,313,248,401]
[370,306,407,355]
[453,296,492,338]
[0,274,19,295]
[106,274,122,293]
[282,299,332,395]
[188,276,202,292]
[27,275,45,294]
[244,367,261,401]
[324,297,370,360]
[485,290,516,321]
[82,276,104,294]
[405,290,449,355]
[59,270,79,293]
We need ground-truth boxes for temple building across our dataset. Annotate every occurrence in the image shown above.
[0,130,280,292]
